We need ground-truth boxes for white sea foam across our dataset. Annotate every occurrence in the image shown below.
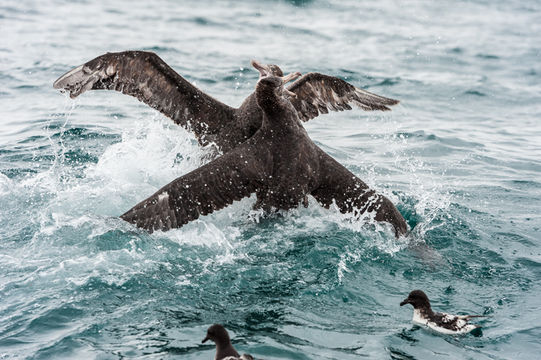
[0,173,11,196]
[8,106,447,263]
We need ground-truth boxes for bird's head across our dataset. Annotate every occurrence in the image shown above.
[250,60,285,79]
[202,324,231,346]
[400,290,431,310]
[251,59,300,99]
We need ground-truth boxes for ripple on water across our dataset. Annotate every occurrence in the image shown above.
[1,0,541,358]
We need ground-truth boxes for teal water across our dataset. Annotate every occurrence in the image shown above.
[1,0,541,358]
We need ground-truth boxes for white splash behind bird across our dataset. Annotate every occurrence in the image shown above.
[202,324,254,360]
[400,290,484,335]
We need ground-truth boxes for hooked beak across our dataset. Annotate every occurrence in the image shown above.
[400,298,409,306]
[283,88,297,98]
[281,71,301,84]
[202,336,209,343]
[251,59,271,78]
[280,72,301,98]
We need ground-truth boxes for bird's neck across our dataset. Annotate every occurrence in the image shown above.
[254,85,302,138]
[259,100,300,129]
[215,342,240,359]
[414,306,435,320]
[256,87,286,117]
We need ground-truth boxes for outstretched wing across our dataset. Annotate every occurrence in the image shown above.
[311,150,407,237]
[53,51,235,146]
[120,143,269,232]
[287,73,399,122]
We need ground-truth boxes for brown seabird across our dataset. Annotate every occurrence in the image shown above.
[202,324,253,360]
[53,51,399,153]
[120,61,408,237]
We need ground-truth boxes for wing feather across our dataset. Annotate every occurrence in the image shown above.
[311,150,407,237]
[53,51,235,146]
[457,314,486,320]
[120,143,267,232]
[287,73,399,122]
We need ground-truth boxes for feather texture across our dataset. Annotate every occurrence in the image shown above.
[121,142,268,232]
[288,73,399,122]
[54,51,235,146]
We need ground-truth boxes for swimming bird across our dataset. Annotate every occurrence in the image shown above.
[120,63,408,237]
[400,290,483,335]
[202,324,254,360]
[53,51,399,153]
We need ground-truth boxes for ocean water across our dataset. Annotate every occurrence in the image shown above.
[1,0,540,358]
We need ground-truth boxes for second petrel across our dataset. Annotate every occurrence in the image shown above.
[53,51,399,153]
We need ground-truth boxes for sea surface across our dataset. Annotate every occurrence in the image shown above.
[1,0,540,359]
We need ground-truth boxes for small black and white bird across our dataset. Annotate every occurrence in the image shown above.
[400,290,483,335]
[202,324,254,360]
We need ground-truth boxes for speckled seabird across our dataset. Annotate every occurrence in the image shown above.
[202,324,254,360]
[400,290,484,335]
[53,51,399,153]
[120,62,408,237]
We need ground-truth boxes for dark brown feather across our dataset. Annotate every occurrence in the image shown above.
[287,73,399,122]
[120,142,268,232]
[311,149,407,237]
[55,56,401,152]
[53,51,235,147]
